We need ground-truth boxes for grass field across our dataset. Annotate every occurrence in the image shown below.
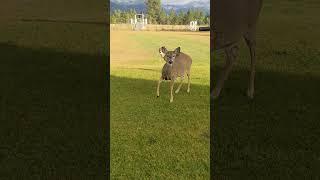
[0,1,108,179]
[1,0,320,179]
[212,0,320,179]
[110,31,210,178]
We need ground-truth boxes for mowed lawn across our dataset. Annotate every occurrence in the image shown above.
[212,0,320,179]
[110,31,210,179]
[0,1,108,178]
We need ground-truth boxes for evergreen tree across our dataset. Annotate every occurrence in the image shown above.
[168,9,176,24]
[112,9,122,24]
[120,11,127,23]
[110,5,209,25]
[184,9,196,24]
[145,0,161,24]
[194,9,202,24]
[158,8,167,24]
[204,15,210,25]
[176,11,185,25]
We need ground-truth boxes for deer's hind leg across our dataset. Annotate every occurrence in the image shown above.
[187,73,191,93]
[175,76,184,94]
[244,30,256,99]
[185,69,191,93]
[212,44,239,99]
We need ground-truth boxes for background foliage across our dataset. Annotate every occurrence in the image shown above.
[110,0,209,25]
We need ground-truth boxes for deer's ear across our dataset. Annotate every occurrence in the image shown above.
[174,47,181,54]
[160,46,167,54]
[159,46,167,58]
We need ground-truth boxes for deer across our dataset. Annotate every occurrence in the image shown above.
[211,0,263,99]
[157,46,192,103]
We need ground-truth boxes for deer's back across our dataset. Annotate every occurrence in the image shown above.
[171,52,192,78]
[213,0,263,49]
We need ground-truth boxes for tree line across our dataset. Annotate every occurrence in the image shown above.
[111,0,209,25]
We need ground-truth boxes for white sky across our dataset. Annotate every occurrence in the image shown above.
[162,0,208,5]
[112,0,209,5]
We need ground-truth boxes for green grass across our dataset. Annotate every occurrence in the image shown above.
[110,31,210,179]
[0,1,108,178]
[212,0,320,179]
[1,0,320,179]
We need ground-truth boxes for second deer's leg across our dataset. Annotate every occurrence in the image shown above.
[244,32,256,99]
[175,77,184,94]
[170,79,175,103]
[157,77,163,97]
[212,45,239,99]
[187,73,190,93]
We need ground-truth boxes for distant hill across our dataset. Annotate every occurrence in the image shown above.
[162,1,209,14]
[110,0,209,14]
[110,1,146,13]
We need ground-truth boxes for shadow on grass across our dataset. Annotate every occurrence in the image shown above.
[110,75,210,179]
[181,33,210,37]
[0,43,108,179]
[118,67,160,72]
[211,65,320,179]
[20,18,107,25]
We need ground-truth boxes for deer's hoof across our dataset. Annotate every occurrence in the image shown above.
[247,95,254,99]
[175,90,179,94]
[187,89,190,93]
[211,89,220,100]
[247,89,254,99]
[211,94,218,100]
[170,99,173,103]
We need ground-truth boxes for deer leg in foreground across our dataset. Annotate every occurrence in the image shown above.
[187,73,190,93]
[170,79,175,103]
[212,45,239,99]
[175,77,184,94]
[157,77,163,97]
[244,34,256,99]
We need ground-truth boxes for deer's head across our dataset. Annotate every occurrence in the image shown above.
[159,46,181,65]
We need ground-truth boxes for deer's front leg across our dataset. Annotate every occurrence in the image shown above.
[244,31,257,99]
[170,79,175,103]
[175,77,184,94]
[247,40,256,99]
[157,77,163,97]
[212,45,239,99]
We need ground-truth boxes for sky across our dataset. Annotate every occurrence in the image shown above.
[111,0,209,5]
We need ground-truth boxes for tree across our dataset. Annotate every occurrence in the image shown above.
[111,9,122,24]
[158,8,167,24]
[110,5,209,25]
[193,9,204,25]
[184,9,196,25]
[129,9,137,19]
[145,0,161,24]
[168,9,176,24]
[204,15,210,25]
[176,11,185,25]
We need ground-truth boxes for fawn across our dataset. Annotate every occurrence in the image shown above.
[157,46,192,103]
